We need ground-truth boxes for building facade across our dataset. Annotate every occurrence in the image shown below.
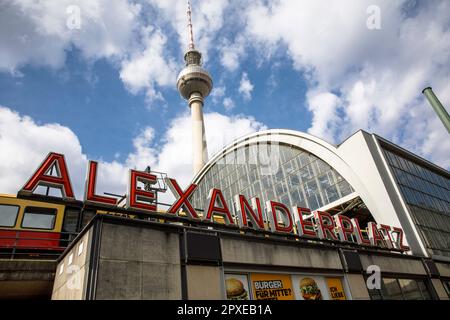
[49,129,450,300]
[190,129,450,261]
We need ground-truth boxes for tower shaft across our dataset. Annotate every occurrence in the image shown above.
[189,93,209,174]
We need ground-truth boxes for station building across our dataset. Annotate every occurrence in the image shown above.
[50,129,450,301]
[2,1,449,302]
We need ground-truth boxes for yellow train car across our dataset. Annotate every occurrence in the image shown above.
[0,194,82,254]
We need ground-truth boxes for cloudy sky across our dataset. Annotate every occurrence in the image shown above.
[0,0,449,201]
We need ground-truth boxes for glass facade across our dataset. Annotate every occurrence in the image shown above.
[191,143,354,219]
[368,277,432,300]
[383,148,450,258]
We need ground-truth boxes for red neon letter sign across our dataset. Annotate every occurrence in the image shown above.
[392,227,410,251]
[165,178,199,219]
[351,218,371,245]
[368,222,388,247]
[314,211,338,241]
[379,224,394,249]
[266,201,293,234]
[292,207,317,238]
[127,170,157,212]
[84,161,117,205]
[334,214,355,242]
[234,195,265,230]
[22,152,74,199]
[205,188,234,225]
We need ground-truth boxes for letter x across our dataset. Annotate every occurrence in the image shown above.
[165,178,199,219]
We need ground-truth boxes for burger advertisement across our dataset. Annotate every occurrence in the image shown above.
[298,277,323,300]
[292,275,335,300]
[225,274,249,300]
[225,273,348,300]
[250,274,295,300]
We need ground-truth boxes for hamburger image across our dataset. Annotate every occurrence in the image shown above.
[299,277,322,300]
[226,278,249,300]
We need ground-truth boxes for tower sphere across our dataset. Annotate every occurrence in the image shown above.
[177,49,213,101]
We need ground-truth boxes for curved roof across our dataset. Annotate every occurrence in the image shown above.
[192,129,380,220]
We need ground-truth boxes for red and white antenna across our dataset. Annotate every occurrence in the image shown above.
[187,0,195,50]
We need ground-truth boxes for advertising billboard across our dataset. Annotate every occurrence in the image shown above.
[250,273,295,300]
[225,272,348,301]
[224,274,250,300]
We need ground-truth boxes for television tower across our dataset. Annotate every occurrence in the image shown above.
[177,0,213,175]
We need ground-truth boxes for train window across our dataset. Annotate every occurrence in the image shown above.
[0,204,19,227]
[21,207,57,230]
[63,208,80,233]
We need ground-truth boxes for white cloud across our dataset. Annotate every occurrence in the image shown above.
[0,106,266,204]
[306,92,341,144]
[220,35,247,71]
[119,27,177,103]
[0,0,141,73]
[239,72,254,101]
[211,86,226,104]
[0,106,88,198]
[223,97,235,111]
[243,0,450,168]
[146,0,230,63]
[0,0,176,106]
[1,0,449,170]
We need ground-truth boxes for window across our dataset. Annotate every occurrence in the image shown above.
[370,277,432,300]
[62,208,80,233]
[381,278,403,300]
[417,280,432,299]
[383,148,450,258]
[191,144,355,216]
[398,279,423,300]
[21,207,56,230]
[0,204,19,227]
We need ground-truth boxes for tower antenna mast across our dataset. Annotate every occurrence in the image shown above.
[177,0,213,175]
[187,0,195,50]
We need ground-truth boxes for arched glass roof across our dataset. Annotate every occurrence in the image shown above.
[190,143,354,216]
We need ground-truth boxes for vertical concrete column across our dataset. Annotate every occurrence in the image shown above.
[345,274,370,300]
[189,92,208,175]
[186,265,223,300]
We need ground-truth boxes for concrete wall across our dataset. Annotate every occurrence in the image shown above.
[359,253,427,276]
[52,229,91,300]
[49,216,447,301]
[221,238,342,271]
[0,260,56,299]
[95,223,182,300]
[345,274,370,300]
[186,265,223,300]
[360,254,427,276]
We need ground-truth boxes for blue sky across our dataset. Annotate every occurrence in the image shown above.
[0,35,308,163]
[0,0,449,198]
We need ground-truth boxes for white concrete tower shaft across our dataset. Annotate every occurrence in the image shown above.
[177,0,213,175]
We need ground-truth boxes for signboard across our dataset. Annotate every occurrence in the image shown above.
[326,278,347,300]
[224,274,250,300]
[250,273,294,300]
[17,152,411,252]
[225,272,349,300]
[292,275,329,300]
